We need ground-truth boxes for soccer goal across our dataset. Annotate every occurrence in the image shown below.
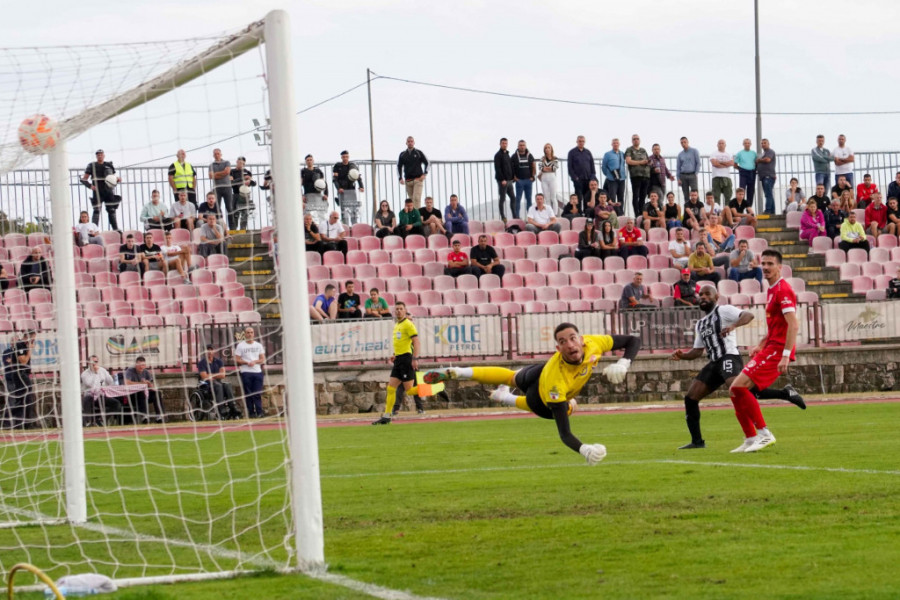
[0,10,322,590]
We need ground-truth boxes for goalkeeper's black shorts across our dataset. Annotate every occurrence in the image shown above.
[514,363,553,420]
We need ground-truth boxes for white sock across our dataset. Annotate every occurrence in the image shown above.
[451,367,473,379]
[494,388,518,405]
[757,427,770,437]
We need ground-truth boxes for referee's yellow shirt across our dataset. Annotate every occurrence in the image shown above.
[538,335,614,405]
[392,318,418,356]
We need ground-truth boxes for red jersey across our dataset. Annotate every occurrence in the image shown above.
[764,278,797,357]
[618,226,643,244]
[447,250,468,264]
[864,203,887,229]
[856,183,877,204]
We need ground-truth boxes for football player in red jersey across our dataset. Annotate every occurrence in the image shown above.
[728,249,800,453]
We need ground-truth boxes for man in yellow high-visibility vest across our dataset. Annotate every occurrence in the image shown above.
[168,149,197,207]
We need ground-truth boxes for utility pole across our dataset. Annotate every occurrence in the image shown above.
[367,68,377,219]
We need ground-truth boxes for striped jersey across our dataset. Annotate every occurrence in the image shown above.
[692,304,742,361]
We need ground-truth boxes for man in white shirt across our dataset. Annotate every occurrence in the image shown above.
[710,139,734,210]
[234,327,266,418]
[833,134,854,187]
[170,190,197,231]
[74,211,103,246]
[525,193,561,234]
[319,211,349,254]
[160,230,191,285]
[80,355,120,426]
[668,227,691,269]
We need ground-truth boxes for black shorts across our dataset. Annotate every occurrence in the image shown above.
[695,354,744,391]
[390,353,416,383]
[514,363,553,420]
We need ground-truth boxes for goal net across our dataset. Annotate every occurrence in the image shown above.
[0,11,321,590]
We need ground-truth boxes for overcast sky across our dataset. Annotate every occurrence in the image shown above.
[4,0,900,171]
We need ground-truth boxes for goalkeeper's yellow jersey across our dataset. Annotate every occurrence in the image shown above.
[538,335,615,405]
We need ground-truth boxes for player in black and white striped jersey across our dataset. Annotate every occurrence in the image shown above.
[670,285,805,449]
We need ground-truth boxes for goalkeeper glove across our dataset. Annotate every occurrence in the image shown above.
[602,358,631,384]
[579,443,607,466]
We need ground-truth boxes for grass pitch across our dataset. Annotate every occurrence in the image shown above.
[8,400,900,599]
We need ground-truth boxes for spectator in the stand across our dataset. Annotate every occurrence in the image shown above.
[301,154,329,224]
[839,188,856,213]
[419,196,446,236]
[831,175,852,201]
[676,137,700,201]
[118,234,142,273]
[641,192,666,234]
[602,138,627,215]
[537,143,560,210]
[337,280,362,319]
[728,187,757,228]
[838,211,869,253]
[494,138,516,222]
[304,214,323,255]
[704,190,733,227]
[649,143,675,200]
[139,231,166,274]
[209,148,234,229]
[140,189,172,231]
[887,266,900,299]
[617,218,649,258]
[160,230,192,285]
[18,247,52,292]
[683,190,705,231]
[567,135,596,214]
[320,211,349,254]
[124,356,164,424]
[888,172,900,203]
[734,138,758,205]
[525,193,561,234]
[584,178,604,214]
[0,265,12,292]
[234,327,266,419]
[664,192,683,229]
[669,227,691,269]
[799,199,827,244]
[598,221,619,259]
[444,195,469,235]
[856,173,878,208]
[80,355,119,427]
[197,345,240,419]
[886,197,900,236]
[833,134,854,187]
[728,239,763,284]
[3,331,34,429]
[395,198,424,238]
[811,134,833,191]
[170,190,196,231]
[512,139,536,217]
[688,242,721,284]
[625,134,651,218]
[198,214,228,258]
[673,268,699,306]
[310,284,338,321]
[824,199,847,239]
[197,191,221,223]
[232,171,256,231]
[365,288,391,318]
[332,150,364,226]
[81,149,121,230]
[697,224,732,268]
[619,271,654,310]
[561,193,581,223]
[374,200,396,239]
[397,136,428,209]
[706,214,736,253]
[469,234,505,280]
[444,240,473,278]
[74,210,103,247]
[784,178,805,213]
[593,190,619,230]
[710,139,735,210]
[574,220,601,261]
[810,183,830,213]
[757,138,777,214]
[167,149,197,206]
[865,192,888,238]
[230,156,253,199]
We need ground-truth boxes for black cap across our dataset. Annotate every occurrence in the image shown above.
[237,156,246,162]
[340,150,349,156]
[305,154,312,159]
[206,344,214,350]
[95,149,104,155]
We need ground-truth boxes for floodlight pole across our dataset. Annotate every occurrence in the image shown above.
[754,0,764,214]
[367,68,378,218]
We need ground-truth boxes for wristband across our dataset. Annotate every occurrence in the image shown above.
[782,349,791,357]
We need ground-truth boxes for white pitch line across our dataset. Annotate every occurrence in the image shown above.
[644,459,900,476]
[307,570,448,600]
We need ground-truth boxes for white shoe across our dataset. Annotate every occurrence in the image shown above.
[490,385,511,403]
[731,437,758,453]
[745,432,776,453]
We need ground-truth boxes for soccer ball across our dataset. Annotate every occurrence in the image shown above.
[18,114,60,154]
[313,178,327,192]
[104,174,119,188]
[238,184,251,196]
[348,168,360,181]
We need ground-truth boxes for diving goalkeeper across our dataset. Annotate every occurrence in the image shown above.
[424,323,641,465]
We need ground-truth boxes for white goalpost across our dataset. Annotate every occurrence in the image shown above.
[0,9,323,589]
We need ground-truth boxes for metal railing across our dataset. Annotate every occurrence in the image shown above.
[3,151,900,231]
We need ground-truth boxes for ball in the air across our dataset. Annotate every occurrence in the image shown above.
[18,114,60,154]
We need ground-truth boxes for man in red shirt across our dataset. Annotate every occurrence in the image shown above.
[617,218,649,259]
[444,240,473,278]
[728,249,799,453]
[855,173,878,208]
[864,192,888,238]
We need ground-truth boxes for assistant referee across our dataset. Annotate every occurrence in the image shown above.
[372,302,420,425]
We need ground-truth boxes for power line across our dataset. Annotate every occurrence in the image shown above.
[372,72,900,116]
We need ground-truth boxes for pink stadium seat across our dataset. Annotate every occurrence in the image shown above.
[824,249,846,267]
[476,303,500,315]
[474,274,498,290]
[359,237,381,253]
[101,287,126,303]
[839,263,860,280]
[426,235,448,250]
[80,244,104,261]
[170,228,191,245]
[523,300,547,314]
[405,235,427,251]
[581,285,603,301]
[512,287,535,303]
[869,247,890,263]
[861,262,883,277]
[173,284,198,300]
[77,288,102,304]
[566,271,589,287]
[99,231,121,246]
[865,288,887,301]
[523,272,547,288]
[386,277,409,293]
[525,245,549,260]
[308,265,329,280]
[649,282,672,298]
[351,223,374,238]
[614,269,635,285]
[306,251,322,266]
[749,292,766,305]
[8,304,32,321]
[26,233,48,247]
[87,258,110,274]
[747,238,768,254]
[164,314,188,327]
[322,251,344,267]
[785,211,802,229]
[577,256,600,272]
[38,318,55,330]
[546,272,569,288]
[345,250,368,266]
[455,274,478,290]
[558,286,581,301]
[568,217,586,231]
[392,249,413,265]
[108,301,132,317]
[181,298,205,315]
[466,289,488,305]
[626,255,648,271]
[877,234,898,248]
[557,219,570,231]
[382,236,404,252]
[797,291,819,305]
[645,228,667,244]
[395,291,419,306]
[537,231,559,246]
[568,300,592,311]
[215,268,237,285]
[851,275,873,293]
[114,316,139,328]
[141,270,165,287]
[515,231,537,247]
[75,272,94,287]
[730,293,752,307]
[368,250,390,266]
[734,225,756,241]
[239,311,262,323]
[190,313,213,326]
[469,221,485,235]
[592,271,614,286]
[362,277,386,293]
[501,273,523,288]
[125,286,150,302]
[484,220,505,234]
[493,232,515,248]
[536,258,558,273]
[418,262,441,278]
[26,288,51,304]
[549,244,571,259]
[739,279,761,295]
[206,297,230,314]
[413,249,436,264]
[140,315,165,327]
[230,297,254,313]
[717,280,739,296]
[419,290,443,306]
[847,248,868,264]
[377,263,400,279]
[409,276,432,292]
[189,268,213,286]
[84,302,108,318]
[354,264,377,280]
[873,274,893,290]
[429,305,452,317]
[500,301,522,315]
[165,270,186,286]
[535,287,558,302]
[449,233,471,247]
[205,254,229,270]
[331,264,354,280]
[557,257,579,274]
[648,255,671,270]
[560,230,580,246]
[810,236,832,254]
[489,288,512,304]
[444,289,466,305]
[90,317,114,328]
[513,259,536,274]
[604,256,625,271]
[604,283,624,299]
[501,246,525,261]
[546,300,568,312]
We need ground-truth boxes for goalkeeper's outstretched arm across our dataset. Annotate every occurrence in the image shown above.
[610,335,641,360]
[549,401,582,453]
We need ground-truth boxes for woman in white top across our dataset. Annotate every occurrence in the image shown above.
[235,327,266,418]
[537,143,561,210]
